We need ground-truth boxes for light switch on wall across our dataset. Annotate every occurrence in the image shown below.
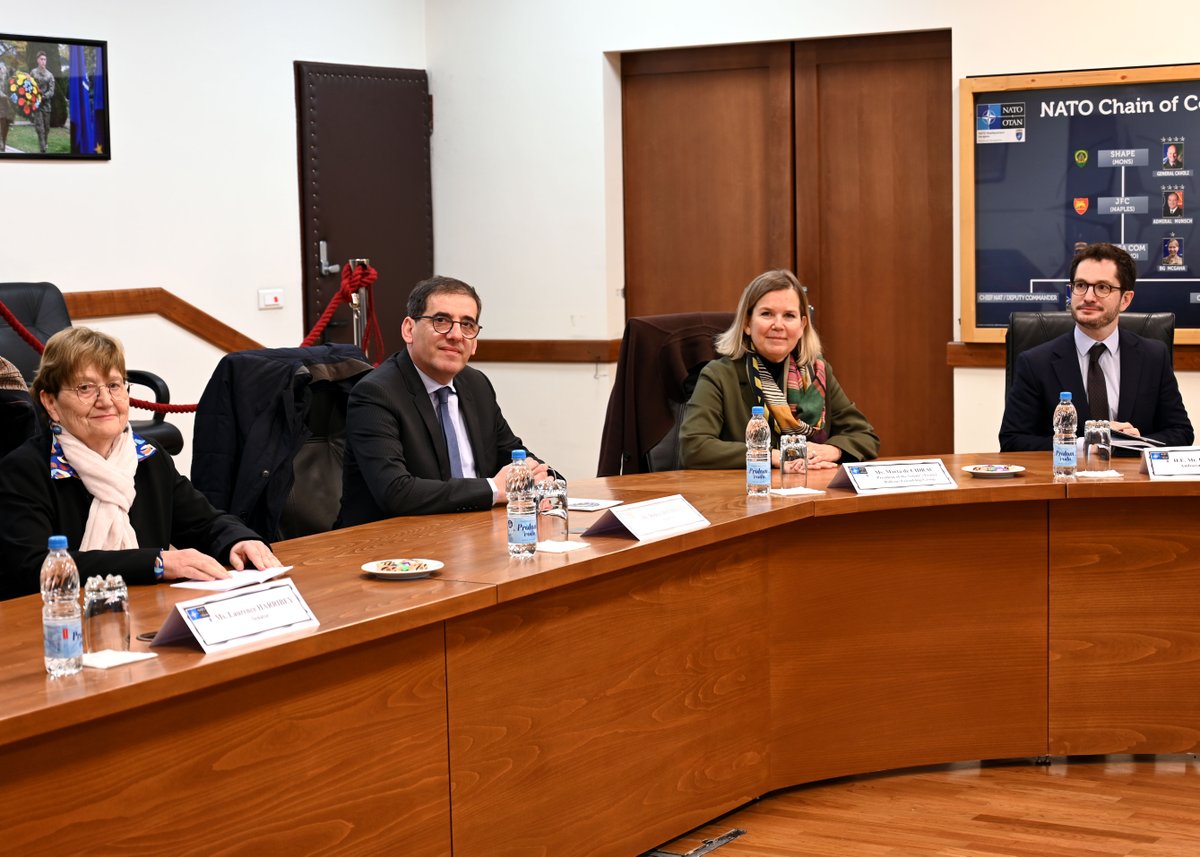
[258,288,284,309]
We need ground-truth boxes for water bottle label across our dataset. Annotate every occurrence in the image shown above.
[747,460,770,485]
[44,619,83,659]
[508,513,538,545]
[1053,441,1077,468]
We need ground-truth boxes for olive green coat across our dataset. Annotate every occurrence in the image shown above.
[679,356,880,469]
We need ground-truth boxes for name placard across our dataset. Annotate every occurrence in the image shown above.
[581,494,710,541]
[151,578,319,653]
[1142,446,1200,480]
[829,458,958,494]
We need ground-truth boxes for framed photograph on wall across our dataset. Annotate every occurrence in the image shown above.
[1,32,110,160]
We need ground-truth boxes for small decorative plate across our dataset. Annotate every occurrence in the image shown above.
[961,464,1026,479]
[361,558,444,580]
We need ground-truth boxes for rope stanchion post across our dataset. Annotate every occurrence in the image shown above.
[300,261,381,364]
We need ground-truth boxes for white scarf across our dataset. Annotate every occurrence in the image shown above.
[56,426,139,551]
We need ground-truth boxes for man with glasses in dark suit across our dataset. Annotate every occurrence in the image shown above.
[999,243,1193,451]
[338,276,549,525]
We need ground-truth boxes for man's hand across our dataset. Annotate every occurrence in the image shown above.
[493,460,551,503]
[1110,421,1140,437]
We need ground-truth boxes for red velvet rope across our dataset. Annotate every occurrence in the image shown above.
[0,262,383,414]
[0,297,45,355]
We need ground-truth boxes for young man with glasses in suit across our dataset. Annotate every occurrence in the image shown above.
[338,276,549,525]
[999,242,1193,451]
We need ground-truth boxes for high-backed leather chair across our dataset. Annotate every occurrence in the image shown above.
[0,282,185,455]
[191,344,373,540]
[1005,311,1176,396]
[597,312,733,475]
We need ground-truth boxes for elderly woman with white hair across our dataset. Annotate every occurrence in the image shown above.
[0,327,278,600]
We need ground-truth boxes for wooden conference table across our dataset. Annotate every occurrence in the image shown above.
[1,453,1198,856]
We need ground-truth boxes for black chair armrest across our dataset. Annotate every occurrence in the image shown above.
[126,368,184,455]
[127,369,171,424]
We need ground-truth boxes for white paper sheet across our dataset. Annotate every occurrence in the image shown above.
[170,566,292,591]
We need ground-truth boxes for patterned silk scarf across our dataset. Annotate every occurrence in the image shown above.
[745,351,829,442]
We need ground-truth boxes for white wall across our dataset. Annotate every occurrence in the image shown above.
[3,0,425,474]
[10,1,1200,482]
[427,0,1200,469]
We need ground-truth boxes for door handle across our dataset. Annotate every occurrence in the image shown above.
[318,240,341,276]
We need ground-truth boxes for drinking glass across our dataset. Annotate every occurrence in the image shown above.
[537,478,569,541]
[779,432,808,490]
[1084,419,1112,472]
[83,574,130,653]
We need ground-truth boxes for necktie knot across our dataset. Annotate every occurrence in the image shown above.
[1089,343,1106,364]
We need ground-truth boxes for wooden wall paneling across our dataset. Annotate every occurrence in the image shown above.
[0,626,452,856]
[472,337,620,364]
[769,502,1049,787]
[446,537,771,857]
[946,341,1200,371]
[1049,497,1200,755]
[622,43,795,318]
[796,32,954,458]
[64,288,263,354]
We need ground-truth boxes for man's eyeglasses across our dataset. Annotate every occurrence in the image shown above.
[1069,280,1121,298]
[414,314,482,339]
[70,380,130,403]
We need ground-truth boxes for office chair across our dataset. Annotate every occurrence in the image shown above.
[0,282,185,455]
[1005,311,1175,397]
[597,312,733,475]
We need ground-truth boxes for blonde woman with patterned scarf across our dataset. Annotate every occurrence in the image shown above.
[0,328,278,600]
[680,270,879,471]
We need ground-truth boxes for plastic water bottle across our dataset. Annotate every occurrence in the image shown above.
[41,535,83,677]
[506,449,537,557]
[746,406,771,495]
[1053,391,1078,477]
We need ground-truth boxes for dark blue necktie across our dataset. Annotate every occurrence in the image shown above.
[436,386,464,478]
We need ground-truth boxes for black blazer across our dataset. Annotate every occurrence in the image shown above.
[999,328,1193,451]
[338,349,534,525]
[0,431,262,600]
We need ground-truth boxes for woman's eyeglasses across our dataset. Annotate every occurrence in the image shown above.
[70,381,130,402]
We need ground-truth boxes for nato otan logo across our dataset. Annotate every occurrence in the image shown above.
[977,104,1001,130]
[977,102,1026,131]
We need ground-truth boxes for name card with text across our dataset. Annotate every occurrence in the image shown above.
[581,494,710,541]
[829,459,958,494]
[1143,446,1200,480]
[151,578,319,653]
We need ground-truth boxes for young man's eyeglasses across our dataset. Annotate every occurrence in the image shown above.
[414,314,482,339]
[1069,280,1121,298]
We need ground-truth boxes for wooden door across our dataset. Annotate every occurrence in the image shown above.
[621,32,953,457]
[295,62,433,358]
[622,44,794,317]
[796,32,953,456]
